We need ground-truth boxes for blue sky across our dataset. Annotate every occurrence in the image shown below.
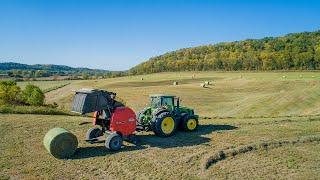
[1,0,320,70]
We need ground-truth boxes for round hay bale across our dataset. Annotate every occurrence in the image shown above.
[173,81,178,86]
[43,128,78,159]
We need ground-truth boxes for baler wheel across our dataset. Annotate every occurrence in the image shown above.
[105,133,123,151]
[86,127,103,141]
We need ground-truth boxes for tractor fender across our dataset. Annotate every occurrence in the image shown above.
[153,109,170,117]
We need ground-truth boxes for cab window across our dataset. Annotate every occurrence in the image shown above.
[161,97,173,110]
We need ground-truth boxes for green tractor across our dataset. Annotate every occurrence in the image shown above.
[136,94,199,137]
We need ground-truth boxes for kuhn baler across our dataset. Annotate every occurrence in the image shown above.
[72,89,137,151]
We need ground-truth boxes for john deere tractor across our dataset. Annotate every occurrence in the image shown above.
[136,94,199,137]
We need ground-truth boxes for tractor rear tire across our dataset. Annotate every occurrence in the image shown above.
[86,127,103,141]
[182,116,198,131]
[152,112,176,137]
[105,133,123,151]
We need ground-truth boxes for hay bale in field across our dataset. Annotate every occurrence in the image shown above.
[282,75,286,78]
[173,81,178,86]
[43,128,78,159]
[299,74,303,78]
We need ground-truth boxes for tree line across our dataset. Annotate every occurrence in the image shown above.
[129,31,320,74]
[0,62,116,79]
[0,63,126,80]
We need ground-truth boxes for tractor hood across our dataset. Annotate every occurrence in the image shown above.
[179,106,198,118]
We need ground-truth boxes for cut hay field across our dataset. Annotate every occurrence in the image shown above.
[46,71,320,117]
[1,114,320,179]
[1,71,320,179]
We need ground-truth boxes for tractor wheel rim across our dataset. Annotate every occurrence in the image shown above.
[161,117,175,134]
[187,119,197,130]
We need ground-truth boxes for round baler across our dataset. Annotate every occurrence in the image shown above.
[72,89,137,151]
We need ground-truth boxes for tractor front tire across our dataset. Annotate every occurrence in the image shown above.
[152,112,176,137]
[105,133,123,151]
[182,116,198,131]
[86,127,103,141]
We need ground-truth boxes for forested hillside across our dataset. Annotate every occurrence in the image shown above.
[129,31,320,74]
[0,62,108,74]
[0,62,114,79]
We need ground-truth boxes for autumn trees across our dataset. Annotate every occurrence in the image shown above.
[130,31,320,74]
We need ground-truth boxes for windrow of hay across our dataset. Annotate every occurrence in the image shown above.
[202,136,320,171]
[43,83,71,93]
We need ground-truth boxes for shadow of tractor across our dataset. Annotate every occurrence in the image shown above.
[137,124,237,148]
[71,124,237,159]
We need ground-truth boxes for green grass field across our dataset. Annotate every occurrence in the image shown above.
[1,71,320,179]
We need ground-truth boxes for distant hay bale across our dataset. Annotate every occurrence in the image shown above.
[299,75,303,78]
[282,75,286,78]
[312,75,315,78]
[43,128,78,159]
[173,81,178,86]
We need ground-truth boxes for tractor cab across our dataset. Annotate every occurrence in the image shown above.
[149,94,179,112]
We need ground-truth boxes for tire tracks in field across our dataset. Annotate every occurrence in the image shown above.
[201,136,320,171]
